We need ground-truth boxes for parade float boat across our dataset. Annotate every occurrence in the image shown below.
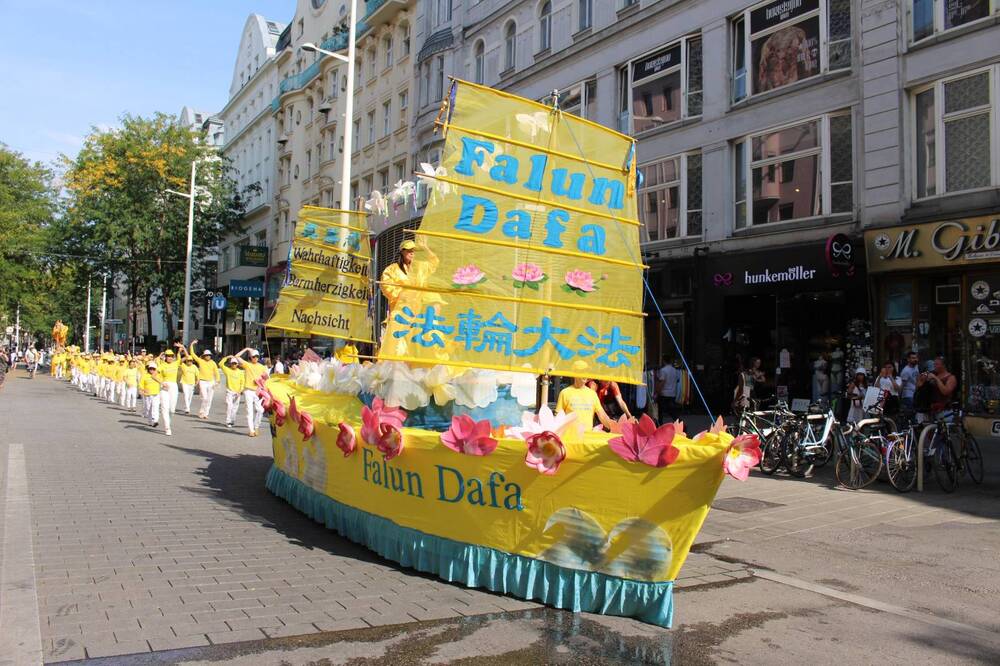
[261,80,755,628]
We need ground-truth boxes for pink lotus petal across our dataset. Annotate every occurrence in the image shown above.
[636,414,658,439]
[336,422,357,457]
[297,410,315,441]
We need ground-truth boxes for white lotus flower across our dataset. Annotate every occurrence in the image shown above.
[515,112,551,140]
[360,361,395,396]
[381,363,429,410]
[332,362,362,395]
[364,190,388,216]
[506,405,578,442]
[453,369,499,409]
[423,365,456,406]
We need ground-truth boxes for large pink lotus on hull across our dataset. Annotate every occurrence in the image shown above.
[336,422,357,457]
[608,414,680,468]
[525,431,566,475]
[441,415,498,456]
[361,397,406,447]
[724,434,761,481]
[375,423,404,461]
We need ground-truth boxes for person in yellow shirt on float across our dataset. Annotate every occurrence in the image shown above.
[123,360,139,411]
[233,347,269,437]
[379,238,442,359]
[335,340,360,364]
[188,340,220,419]
[218,355,246,429]
[176,346,199,415]
[139,362,171,435]
[157,347,181,414]
[556,374,616,436]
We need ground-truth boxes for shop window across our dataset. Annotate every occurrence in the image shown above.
[731,0,851,103]
[911,0,997,42]
[734,111,853,228]
[626,34,703,134]
[639,151,703,241]
[912,66,998,199]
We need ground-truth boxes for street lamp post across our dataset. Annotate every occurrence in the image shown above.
[165,159,199,345]
[301,0,358,213]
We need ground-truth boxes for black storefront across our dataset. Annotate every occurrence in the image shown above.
[689,235,868,412]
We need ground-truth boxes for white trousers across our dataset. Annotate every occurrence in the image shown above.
[181,383,194,412]
[225,390,242,425]
[165,382,179,413]
[198,381,215,417]
[107,380,117,403]
[71,367,79,384]
[55,365,63,379]
[116,381,126,406]
[147,393,171,431]
[125,386,137,409]
[243,389,264,432]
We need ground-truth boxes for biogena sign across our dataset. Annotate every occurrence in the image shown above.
[867,216,1000,271]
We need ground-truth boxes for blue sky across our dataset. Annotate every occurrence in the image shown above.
[0,0,292,167]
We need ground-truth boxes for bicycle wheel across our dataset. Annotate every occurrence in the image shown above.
[886,437,916,493]
[932,433,959,493]
[759,431,783,475]
[964,433,984,485]
[836,438,883,489]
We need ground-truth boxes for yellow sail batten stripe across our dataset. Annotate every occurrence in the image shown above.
[294,236,372,263]
[412,228,648,270]
[435,121,625,175]
[451,78,634,143]
[376,353,641,386]
[380,279,644,317]
[288,266,370,282]
[299,206,371,234]
[274,293,370,309]
[425,174,640,228]
[265,323,374,344]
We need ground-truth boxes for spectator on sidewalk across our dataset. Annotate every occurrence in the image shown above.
[899,352,920,411]
[655,357,679,424]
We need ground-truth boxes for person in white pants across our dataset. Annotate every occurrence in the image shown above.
[124,360,139,411]
[234,347,269,437]
[189,341,219,419]
[141,363,172,435]
[178,355,198,414]
[219,356,245,429]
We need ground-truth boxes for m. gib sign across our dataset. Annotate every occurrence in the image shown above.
[865,216,1000,273]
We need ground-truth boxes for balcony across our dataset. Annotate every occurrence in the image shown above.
[364,0,407,32]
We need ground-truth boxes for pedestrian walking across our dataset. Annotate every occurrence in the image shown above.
[899,352,920,412]
[218,355,246,429]
[655,357,679,424]
[189,340,220,418]
[233,347,268,437]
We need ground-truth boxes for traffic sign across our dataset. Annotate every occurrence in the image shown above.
[211,294,228,311]
[105,318,123,324]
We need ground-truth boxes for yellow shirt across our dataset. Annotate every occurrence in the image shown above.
[180,363,198,385]
[140,374,162,396]
[124,368,139,388]
[159,359,180,382]
[336,344,359,364]
[379,256,443,313]
[556,386,602,428]
[238,359,268,388]
[191,352,220,382]
[113,365,125,382]
[219,361,246,393]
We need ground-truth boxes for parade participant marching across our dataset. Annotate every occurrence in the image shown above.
[139,362,171,435]
[123,359,139,411]
[188,340,220,419]
[114,357,127,405]
[157,347,181,413]
[176,346,199,415]
[233,347,269,437]
[218,355,246,429]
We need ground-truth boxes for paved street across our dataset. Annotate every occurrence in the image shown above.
[2,375,1000,664]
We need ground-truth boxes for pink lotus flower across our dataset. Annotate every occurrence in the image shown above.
[512,262,545,284]
[525,431,566,475]
[273,399,287,426]
[608,414,680,468]
[564,269,597,292]
[336,422,357,457]
[375,423,404,461]
[441,415,498,456]
[695,415,728,441]
[604,414,631,434]
[257,385,274,411]
[451,264,486,286]
[361,397,407,446]
[289,396,300,423]
[724,434,762,481]
[506,405,578,441]
[297,409,315,441]
[673,420,686,436]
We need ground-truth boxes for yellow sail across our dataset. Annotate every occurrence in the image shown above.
[381,80,645,384]
[267,206,374,343]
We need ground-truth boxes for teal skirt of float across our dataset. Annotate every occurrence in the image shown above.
[265,464,674,627]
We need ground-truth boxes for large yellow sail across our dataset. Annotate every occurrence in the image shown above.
[381,80,645,384]
[268,206,374,343]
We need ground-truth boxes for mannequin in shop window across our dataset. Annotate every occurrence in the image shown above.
[812,357,830,404]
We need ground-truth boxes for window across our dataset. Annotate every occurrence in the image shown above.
[539,2,552,51]
[732,0,851,103]
[328,129,337,159]
[352,117,361,150]
[421,64,431,106]
[351,181,359,209]
[368,49,376,78]
[305,150,312,179]
[504,21,517,72]
[434,56,445,101]
[220,246,230,272]
[398,90,408,128]
[541,77,597,119]
[363,175,373,197]
[913,67,999,199]
[474,41,485,84]
[395,160,407,183]
[401,22,411,55]
[379,168,389,190]
[356,57,363,86]
[911,0,997,42]
[367,110,376,145]
[639,152,704,241]
[255,230,267,248]
[579,0,593,31]
[627,34,702,134]
[383,100,391,137]
[437,0,453,25]
[734,112,853,228]
[384,36,393,68]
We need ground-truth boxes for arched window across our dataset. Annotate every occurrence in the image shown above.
[539,2,551,51]
[504,21,517,72]
[474,41,485,84]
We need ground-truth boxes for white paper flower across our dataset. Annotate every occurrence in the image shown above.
[506,405,578,442]
[389,180,415,206]
[360,361,395,396]
[453,369,499,409]
[332,362,362,395]
[508,370,539,407]
[381,363,428,410]
[364,190,388,216]
[423,365,457,406]
[416,162,451,199]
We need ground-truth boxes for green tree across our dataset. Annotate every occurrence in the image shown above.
[59,114,251,342]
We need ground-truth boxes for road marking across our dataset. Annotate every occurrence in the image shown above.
[0,444,43,665]
[754,569,1000,646]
